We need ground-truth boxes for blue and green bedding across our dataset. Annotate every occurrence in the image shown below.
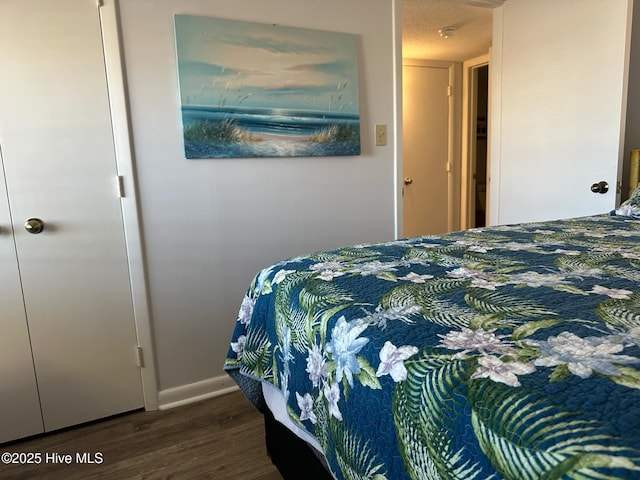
[225,210,640,479]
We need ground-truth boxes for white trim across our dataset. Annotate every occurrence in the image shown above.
[488,7,504,226]
[449,62,462,232]
[461,54,490,230]
[158,375,239,410]
[393,0,404,239]
[99,0,159,411]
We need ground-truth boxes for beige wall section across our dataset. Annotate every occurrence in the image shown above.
[118,0,399,403]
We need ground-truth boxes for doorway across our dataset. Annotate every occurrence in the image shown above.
[462,56,490,229]
[472,64,489,227]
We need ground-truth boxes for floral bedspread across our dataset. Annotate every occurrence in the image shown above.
[224,214,640,480]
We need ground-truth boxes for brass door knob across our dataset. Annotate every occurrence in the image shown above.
[24,218,44,234]
[404,178,413,185]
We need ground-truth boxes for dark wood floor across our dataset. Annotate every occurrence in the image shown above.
[0,390,283,480]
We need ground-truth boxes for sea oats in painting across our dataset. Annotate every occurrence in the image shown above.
[174,15,361,159]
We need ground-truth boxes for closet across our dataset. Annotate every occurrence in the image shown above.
[0,0,143,443]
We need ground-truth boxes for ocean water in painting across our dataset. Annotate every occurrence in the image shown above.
[181,106,361,159]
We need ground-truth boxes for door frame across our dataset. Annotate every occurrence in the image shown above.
[100,0,158,410]
[461,54,490,230]
[400,58,461,235]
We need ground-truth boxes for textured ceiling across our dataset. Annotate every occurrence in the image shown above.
[403,0,502,61]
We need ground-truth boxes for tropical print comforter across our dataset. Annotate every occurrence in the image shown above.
[224,214,640,480]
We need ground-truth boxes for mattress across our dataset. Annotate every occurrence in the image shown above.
[262,381,323,453]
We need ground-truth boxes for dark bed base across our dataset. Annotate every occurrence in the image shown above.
[263,408,334,480]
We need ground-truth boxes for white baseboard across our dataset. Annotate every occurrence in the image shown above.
[157,374,239,410]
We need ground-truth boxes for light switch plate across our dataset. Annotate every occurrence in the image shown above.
[375,124,387,146]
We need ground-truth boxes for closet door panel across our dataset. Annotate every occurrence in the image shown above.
[0,157,44,443]
[0,0,144,432]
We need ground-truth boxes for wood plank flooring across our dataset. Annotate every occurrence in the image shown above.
[0,390,283,480]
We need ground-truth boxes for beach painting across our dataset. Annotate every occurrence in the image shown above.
[174,15,361,159]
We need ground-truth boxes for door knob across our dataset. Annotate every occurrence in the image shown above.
[404,178,413,185]
[590,181,609,194]
[24,218,44,234]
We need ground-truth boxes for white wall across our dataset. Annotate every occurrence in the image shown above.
[118,0,400,403]
[489,0,632,225]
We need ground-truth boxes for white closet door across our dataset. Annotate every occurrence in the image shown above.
[0,156,44,443]
[0,0,143,432]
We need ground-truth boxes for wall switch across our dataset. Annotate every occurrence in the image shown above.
[375,124,387,146]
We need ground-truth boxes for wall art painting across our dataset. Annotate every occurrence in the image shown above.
[174,15,361,159]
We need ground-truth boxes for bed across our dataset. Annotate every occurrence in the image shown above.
[224,190,640,480]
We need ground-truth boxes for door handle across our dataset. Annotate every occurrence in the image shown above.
[590,181,609,194]
[404,178,413,185]
[24,218,45,234]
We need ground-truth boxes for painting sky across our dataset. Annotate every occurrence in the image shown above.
[174,15,360,113]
